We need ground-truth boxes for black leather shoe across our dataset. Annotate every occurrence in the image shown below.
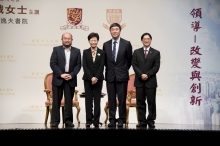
[93,122,100,127]
[86,124,91,128]
[94,124,99,128]
[136,123,147,127]
[146,121,155,128]
[147,123,155,128]
[108,122,116,127]
[117,122,123,127]
[65,123,75,127]
[51,123,59,127]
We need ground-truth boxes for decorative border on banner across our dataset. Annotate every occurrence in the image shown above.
[60,21,89,31]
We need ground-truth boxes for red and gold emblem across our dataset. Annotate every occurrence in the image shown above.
[67,8,82,26]
[60,8,89,31]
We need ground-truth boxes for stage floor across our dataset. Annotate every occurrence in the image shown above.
[0,123,220,131]
[1,123,220,144]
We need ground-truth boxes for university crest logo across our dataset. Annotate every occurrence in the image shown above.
[60,8,89,31]
[103,9,126,30]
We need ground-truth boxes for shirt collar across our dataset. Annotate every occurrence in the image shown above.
[143,46,150,51]
[63,46,71,51]
[112,37,120,44]
[91,47,97,51]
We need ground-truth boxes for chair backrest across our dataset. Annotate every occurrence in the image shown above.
[44,73,78,101]
[44,73,53,97]
[127,74,135,92]
[127,74,136,102]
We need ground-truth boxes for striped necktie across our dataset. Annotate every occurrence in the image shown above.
[144,49,148,58]
[91,49,96,62]
[112,41,117,61]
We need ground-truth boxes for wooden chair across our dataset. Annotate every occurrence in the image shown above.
[104,74,137,125]
[126,74,138,124]
[44,73,80,125]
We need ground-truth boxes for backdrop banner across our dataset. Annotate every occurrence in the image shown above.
[0,0,220,125]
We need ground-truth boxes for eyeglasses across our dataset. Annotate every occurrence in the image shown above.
[142,38,151,41]
[62,38,72,41]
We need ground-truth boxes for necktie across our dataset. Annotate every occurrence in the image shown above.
[144,50,148,58]
[91,49,96,62]
[112,41,117,61]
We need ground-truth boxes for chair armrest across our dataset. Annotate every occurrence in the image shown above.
[127,90,136,102]
[44,89,51,93]
[44,89,52,100]
[127,90,133,102]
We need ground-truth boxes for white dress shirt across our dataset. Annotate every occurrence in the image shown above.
[64,47,71,72]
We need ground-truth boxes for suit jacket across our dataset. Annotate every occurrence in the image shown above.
[50,45,81,87]
[82,47,105,81]
[132,47,160,88]
[103,38,133,82]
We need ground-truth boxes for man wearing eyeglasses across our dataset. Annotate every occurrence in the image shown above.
[132,32,160,129]
[50,32,81,128]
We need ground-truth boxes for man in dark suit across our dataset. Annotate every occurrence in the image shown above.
[103,23,133,127]
[50,32,81,127]
[132,32,160,128]
[82,32,105,128]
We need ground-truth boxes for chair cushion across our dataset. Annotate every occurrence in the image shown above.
[130,90,136,97]
[61,98,79,106]
[106,100,130,105]
[130,100,136,106]
[45,99,79,106]
[45,100,52,106]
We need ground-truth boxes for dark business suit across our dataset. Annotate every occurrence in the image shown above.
[103,38,133,124]
[50,45,81,125]
[132,47,160,125]
[82,48,105,125]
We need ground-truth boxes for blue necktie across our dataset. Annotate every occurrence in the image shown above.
[112,41,117,61]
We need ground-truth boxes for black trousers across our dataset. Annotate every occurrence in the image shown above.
[51,80,75,124]
[106,79,128,124]
[84,80,103,125]
[136,85,156,124]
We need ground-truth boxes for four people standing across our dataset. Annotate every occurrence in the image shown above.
[49,30,160,128]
